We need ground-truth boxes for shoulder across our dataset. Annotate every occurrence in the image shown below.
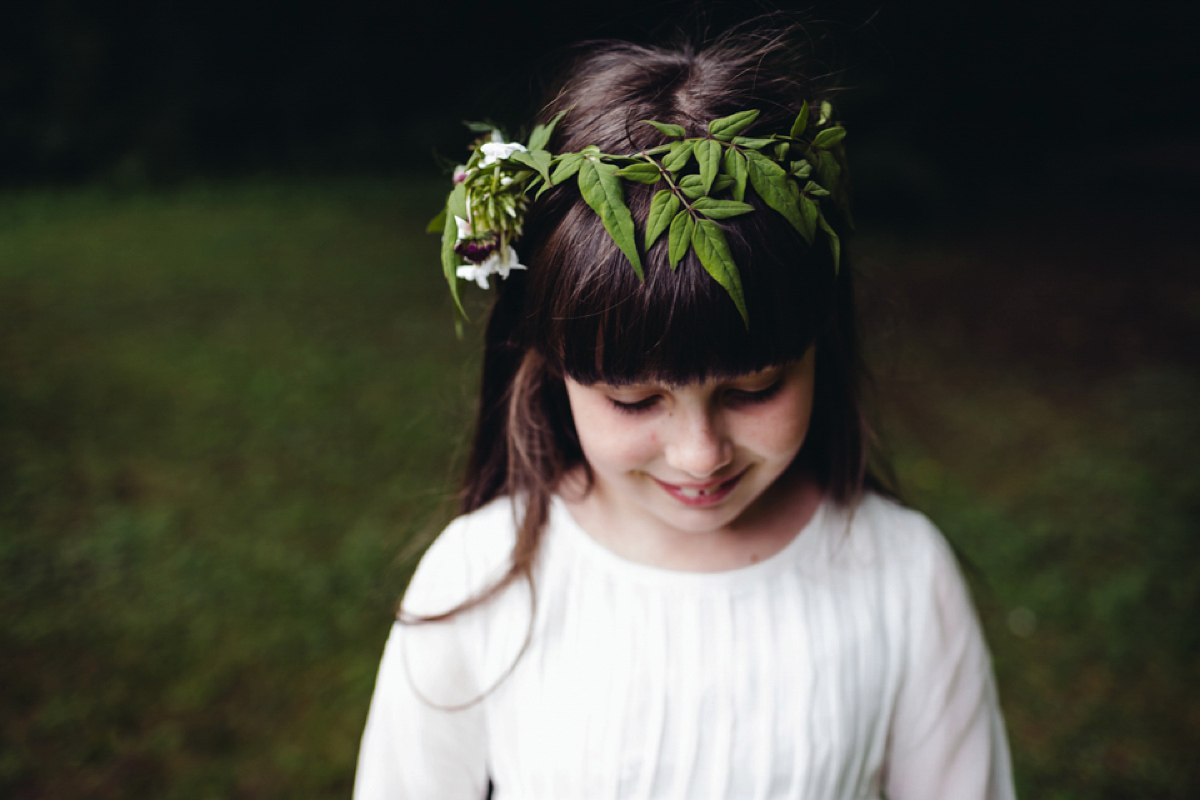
[824,493,964,594]
[849,493,951,558]
[844,493,983,640]
[400,497,519,617]
[823,492,948,554]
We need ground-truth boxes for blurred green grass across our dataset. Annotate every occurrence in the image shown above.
[0,180,482,798]
[1,181,1197,798]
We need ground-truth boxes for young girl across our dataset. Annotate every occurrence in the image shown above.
[355,30,1016,800]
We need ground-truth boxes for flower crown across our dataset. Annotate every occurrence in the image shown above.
[430,103,847,327]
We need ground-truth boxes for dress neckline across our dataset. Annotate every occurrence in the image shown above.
[548,493,830,591]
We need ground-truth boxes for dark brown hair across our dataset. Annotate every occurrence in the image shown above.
[421,29,891,622]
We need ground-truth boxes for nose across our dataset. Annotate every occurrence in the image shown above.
[663,407,733,478]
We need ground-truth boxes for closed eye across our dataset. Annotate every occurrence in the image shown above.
[726,378,784,405]
[609,395,661,414]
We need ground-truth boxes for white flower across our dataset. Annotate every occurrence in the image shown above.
[479,140,528,167]
[455,263,490,289]
[454,215,473,242]
[455,245,527,290]
[452,164,469,184]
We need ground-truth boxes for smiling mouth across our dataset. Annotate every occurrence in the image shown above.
[654,469,747,507]
[676,485,722,498]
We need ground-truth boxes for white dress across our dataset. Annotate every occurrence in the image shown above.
[354,493,1016,800]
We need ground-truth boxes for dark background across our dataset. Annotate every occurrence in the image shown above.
[4,1,1197,206]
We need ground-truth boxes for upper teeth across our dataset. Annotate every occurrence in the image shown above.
[679,487,715,498]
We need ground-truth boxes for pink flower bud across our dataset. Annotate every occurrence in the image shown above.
[454,238,496,264]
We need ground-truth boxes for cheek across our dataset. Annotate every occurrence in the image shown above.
[747,391,815,458]
[580,420,661,469]
[568,394,661,469]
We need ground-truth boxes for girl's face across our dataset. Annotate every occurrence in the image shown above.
[563,349,816,546]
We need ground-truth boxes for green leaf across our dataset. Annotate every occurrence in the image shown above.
[677,174,705,200]
[509,149,553,183]
[527,109,567,151]
[803,180,831,197]
[446,180,468,220]
[550,153,583,184]
[819,213,841,273]
[605,158,647,170]
[694,138,722,194]
[692,197,754,219]
[463,146,485,170]
[773,141,789,161]
[817,155,841,196]
[440,184,469,318]
[818,101,832,126]
[708,109,760,141]
[679,172,734,199]
[724,148,748,202]
[662,140,695,172]
[745,151,805,235]
[464,120,496,133]
[614,162,662,184]
[668,210,693,269]
[790,160,812,179]
[427,208,447,234]
[813,126,847,149]
[442,218,463,316]
[642,119,687,138]
[789,104,809,138]
[579,160,644,280]
[646,190,680,249]
[692,219,748,327]
[527,157,552,182]
[731,136,774,149]
[799,194,818,242]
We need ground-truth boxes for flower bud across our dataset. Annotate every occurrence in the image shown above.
[454,237,496,264]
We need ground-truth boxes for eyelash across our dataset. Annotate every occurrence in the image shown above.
[609,396,660,414]
[732,377,785,405]
[608,378,784,415]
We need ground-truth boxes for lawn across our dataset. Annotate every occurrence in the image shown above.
[1,179,1196,798]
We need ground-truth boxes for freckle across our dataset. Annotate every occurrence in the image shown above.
[749,553,760,564]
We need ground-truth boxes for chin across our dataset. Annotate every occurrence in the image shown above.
[651,495,756,534]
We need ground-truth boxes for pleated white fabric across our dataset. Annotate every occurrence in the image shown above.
[354,494,1016,800]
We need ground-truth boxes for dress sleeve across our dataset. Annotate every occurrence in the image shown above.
[353,524,490,800]
[884,522,1017,800]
